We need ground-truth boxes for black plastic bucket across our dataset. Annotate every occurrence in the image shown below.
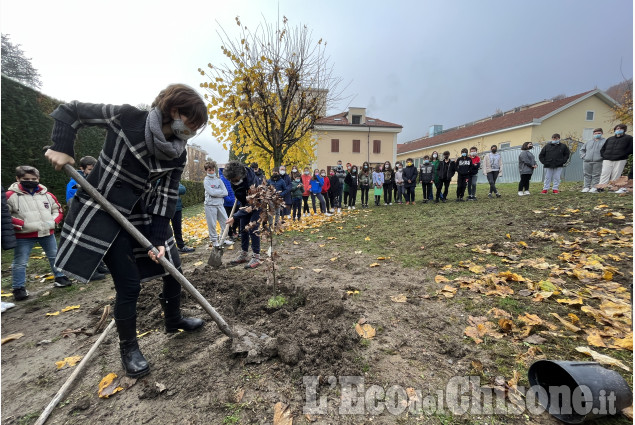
[528,360,632,423]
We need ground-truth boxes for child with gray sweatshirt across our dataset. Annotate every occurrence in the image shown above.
[204,160,228,247]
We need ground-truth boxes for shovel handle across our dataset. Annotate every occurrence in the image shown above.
[218,199,238,246]
[61,164,234,338]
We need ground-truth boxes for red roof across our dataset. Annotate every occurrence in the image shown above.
[398,90,596,154]
[315,112,402,128]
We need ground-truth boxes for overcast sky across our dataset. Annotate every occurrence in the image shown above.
[1,0,632,163]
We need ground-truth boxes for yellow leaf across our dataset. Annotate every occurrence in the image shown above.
[98,373,124,398]
[319,244,325,248]
[498,318,513,332]
[602,271,613,280]
[611,333,633,351]
[506,233,511,239]
[517,241,529,248]
[46,311,60,316]
[369,263,380,268]
[498,271,525,282]
[355,323,376,339]
[346,290,360,295]
[464,326,483,344]
[377,257,387,260]
[1,333,24,345]
[539,280,557,292]
[193,261,203,266]
[575,347,630,371]
[488,308,512,319]
[518,313,543,326]
[469,265,485,274]
[550,313,581,333]
[390,294,407,303]
[586,330,607,347]
[600,301,630,317]
[364,236,371,241]
[293,241,299,245]
[434,275,449,283]
[567,313,580,325]
[312,269,322,273]
[327,237,337,240]
[273,402,293,425]
[329,257,337,262]
[61,305,80,312]
[439,285,457,298]
[56,355,82,369]
[556,297,583,306]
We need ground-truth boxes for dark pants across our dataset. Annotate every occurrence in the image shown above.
[323,193,330,211]
[437,180,450,200]
[311,192,326,213]
[467,175,478,197]
[171,209,185,249]
[302,195,310,213]
[239,211,260,254]
[383,183,393,204]
[360,186,369,205]
[393,183,398,200]
[328,191,337,209]
[343,190,349,206]
[224,205,238,237]
[348,186,358,207]
[292,198,302,220]
[519,174,532,192]
[103,230,181,321]
[487,171,500,194]
[375,195,381,206]
[422,183,433,200]
[404,185,415,202]
[456,174,469,198]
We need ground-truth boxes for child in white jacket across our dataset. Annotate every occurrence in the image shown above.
[204,160,228,247]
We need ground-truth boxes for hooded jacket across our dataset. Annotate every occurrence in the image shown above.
[231,166,261,219]
[267,175,289,199]
[580,138,606,163]
[455,156,473,175]
[301,173,312,196]
[438,159,455,181]
[539,142,570,168]
[6,182,63,239]
[518,150,537,175]
[204,174,228,206]
[321,174,331,194]
[310,175,324,194]
[419,163,434,183]
[290,180,304,199]
[402,164,418,187]
[345,171,359,188]
[219,170,236,208]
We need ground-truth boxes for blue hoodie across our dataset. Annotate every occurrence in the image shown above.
[219,169,236,207]
[309,174,324,194]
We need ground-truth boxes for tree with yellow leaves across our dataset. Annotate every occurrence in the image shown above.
[199,16,343,169]
[613,89,633,127]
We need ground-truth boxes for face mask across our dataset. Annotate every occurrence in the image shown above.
[295,178,300,182]
[171,119,197,141]
[330,172,335,176]
[347,166,351,170]
[407,162,412,166]
[470,152,477,157]
[292,168,297,173]
[338,165,342,170]
[528,145,533,149]
[491,149,497,153]
[593,134,602,139]
[233,178,243,185]
[385,164,389,168]
[272,173,279,178]
[321,173,326,177]
[364,165,368,169]
[461,152,467,157]
[433,154,438,159]
[424,160,429,164]
[551,140,559,144]
[352,169,357,173]
[20,180,39,190]
[304,171,310,175]
[207,172,216,178]
[315,173,320,176]
[279,170,286,175]
[615,130,625,136]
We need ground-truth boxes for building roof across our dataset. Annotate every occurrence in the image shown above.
[397,89,616,154]
[314,112,403,129]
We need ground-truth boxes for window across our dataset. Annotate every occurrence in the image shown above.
[352,139,360,153]
[331,139,339,153]
[414,158,420,168]
[352,115,361,124]
[500,142,511,149]
[373,140,381,154]
[586,111,595,121]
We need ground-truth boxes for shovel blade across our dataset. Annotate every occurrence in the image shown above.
[207,247,224,268]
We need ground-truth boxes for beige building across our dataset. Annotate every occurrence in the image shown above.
[183,144,208,182]
[313,107,403,172]
[397,89,620,166]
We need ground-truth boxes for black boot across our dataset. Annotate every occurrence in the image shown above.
[159,293,204,333]
[115,316,150,378]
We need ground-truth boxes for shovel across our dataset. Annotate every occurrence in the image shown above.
[208,199,238,268]
[60,164,234,338]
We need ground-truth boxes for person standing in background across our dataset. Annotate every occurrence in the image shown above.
[482,145,503,198]
[518,142,537,196]
[467,147,480,201]
[539,134,570,194]
[580,128,606,193]
[172,182,195,253]
[598,124,633,193]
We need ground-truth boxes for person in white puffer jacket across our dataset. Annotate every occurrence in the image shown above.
[6,165,71,300]
[203,160,228,247]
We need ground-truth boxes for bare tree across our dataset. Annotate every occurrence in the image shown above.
[1,34,42,89]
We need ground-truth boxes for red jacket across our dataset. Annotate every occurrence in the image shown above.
[301,174,312,196]
[321,175,330,194]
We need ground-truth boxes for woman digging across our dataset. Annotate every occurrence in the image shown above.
[44,84,206,378]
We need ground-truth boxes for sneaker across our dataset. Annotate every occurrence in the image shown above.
[12,288,28,301]
[178,246,195,253]
[589,188,598,193]
[352,206,356,210]
[244,256,261,269]
[54,276,72,288]
[552,190,559,194]
[523,191,530,196]
[231,251,249,265]
[488,193,493,199]
[405,201,409,205]
[472,197,477,201]
[434,199,440,204]
[614,188,628,194]
[89,272,106,281]
[389,203,393,205]
[518,191,524,196]
[455,198,461,202]
[337,208,341,213]
[581,187,590,193]
[325,212,333,217]
[495,192,502,198]
[541,190,548,194]
[348,206,351,210]
[441,198,447,203]
[223,239,234,246]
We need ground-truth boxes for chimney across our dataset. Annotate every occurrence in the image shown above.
[429,125,443,137]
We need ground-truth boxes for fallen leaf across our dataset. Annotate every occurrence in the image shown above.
[464,326,483,344]
[293,241,299,245]
[556,297,583,306]
[390,294,407,303]
[550,313,581,333]
[585,330,607,347]
[364,236,371,241]
[469,265,485,274]
[327,237,337,240]
[56,355,83,369]
[273,402,293,425]
[355,323,376,339]
[454,243,468,248]
[434,275,449,283]
[567,313,580,325]
[611,333,633,351]
[61,305,80,312]
[377,256,387,260]
[498,271,525,282]
[46,311,60,316]
[623,406,633,420]
[98,373,124,398]
[1,333,24,345]
[369,263,380,268]
[575,347,630,371]
[471,360,484,373]
[354,250,362,254]
[439,285,457,298]
[518,313,543,326]
[193,261,203,266]
[312,269,322,273]
[523,334,547,345]
[488,308,512,319]
[600,300,630,317]
[498,318,513,332]
[538,280,557,292]
[329,257,337,262]
[506,233,511,239]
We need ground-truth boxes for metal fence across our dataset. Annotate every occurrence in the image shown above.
[476,142,584,185]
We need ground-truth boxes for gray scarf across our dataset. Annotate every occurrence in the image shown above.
[144,108,187,161]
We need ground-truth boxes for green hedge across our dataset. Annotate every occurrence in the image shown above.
[180,180,205,208]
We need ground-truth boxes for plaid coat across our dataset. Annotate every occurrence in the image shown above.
[50,102,183,283]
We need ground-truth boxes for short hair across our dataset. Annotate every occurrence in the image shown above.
[552,133,561,139]
[291,171,301,179]
[490,145,497,149]
[443,151,450,156]
[614,123,627,131]
[423,155,430,160]
[204,160,217,170]
[250,162,259,169]
[223,160,246,181]
[151,84,207,129]
[461,148,468,153]
[79,156,97,169]
[15,165,39,178]
[374,164,381,172]
[470,146,478,151]
[521,142,532,150]
[593,128,603,133]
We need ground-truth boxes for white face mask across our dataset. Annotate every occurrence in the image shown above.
[207,172,216,178]
[171,119,197,141]
[279,170,286,175]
